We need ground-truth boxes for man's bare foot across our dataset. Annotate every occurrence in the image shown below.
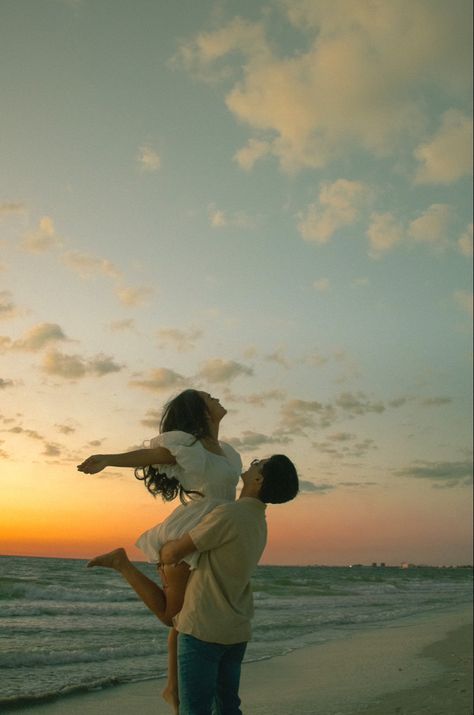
[87,547,128,570]
[162,686,179,714]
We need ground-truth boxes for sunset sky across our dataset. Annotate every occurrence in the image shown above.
[1,0,472,566]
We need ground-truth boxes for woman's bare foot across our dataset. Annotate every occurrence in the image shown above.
[87,547,128,570]
[162,685,179,714]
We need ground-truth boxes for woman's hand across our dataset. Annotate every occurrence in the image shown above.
[77,455,109,474]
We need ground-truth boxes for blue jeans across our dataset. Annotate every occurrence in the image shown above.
[177,633,247,715]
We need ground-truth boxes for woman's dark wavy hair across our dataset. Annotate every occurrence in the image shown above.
[135,389,211,504]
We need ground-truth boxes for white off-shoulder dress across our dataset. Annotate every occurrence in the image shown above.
[135,430,242,569]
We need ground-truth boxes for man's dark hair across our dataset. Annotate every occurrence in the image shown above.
[259,454,299,504]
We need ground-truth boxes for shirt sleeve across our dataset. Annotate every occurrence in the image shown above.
[188,504,237,553]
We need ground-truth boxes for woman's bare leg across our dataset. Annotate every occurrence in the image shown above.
[88,550,190,713]
[87,547,169,622]
[162,628,179,714]
[159,563,191,714]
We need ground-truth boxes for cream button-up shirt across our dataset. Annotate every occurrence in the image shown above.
[174,497,267,645]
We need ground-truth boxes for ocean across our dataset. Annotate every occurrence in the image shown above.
[0,555,472,710]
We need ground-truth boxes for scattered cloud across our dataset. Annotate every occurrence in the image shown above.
[241,390,286,407]
[395,460,473,487]
[458,223,473,257]
[7,425,43,440]
[197,358,253,383]
[414,109,473,184]
[115,285,153,307]
[41,349,123,379]
[299,480,336,494]
[407,204,452,248]
[157,327,203,352]
[0,291,21,321]
[42,442,62,458]
[208,203,256,229]
[0,378,15,390]
[130,367,187,393]
[420,397,452,407]
[21,216,63,253]
[313,436,377,459]
[265,348,291,369]
[9,323,68,352]
[137,145,161,172]
[367,211,404,257]
[140,409,162,429]
[280,398,336,434]
[176,3,471,171]
[313,278,330,292]
[453,290,473,316]
[233,138,271,170]
[61,250,121,280]
[335,392,385,416]
[226,430,291,451]
[109,319,137,333]
[56,423,76,435]
[0,202,27,217]
[297,180,371,244]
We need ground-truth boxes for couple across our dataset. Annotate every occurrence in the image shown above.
[77,389,299,715]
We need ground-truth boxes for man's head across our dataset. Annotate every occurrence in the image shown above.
[241,455,299,504]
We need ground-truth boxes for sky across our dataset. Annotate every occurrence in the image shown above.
[0,0,472,566]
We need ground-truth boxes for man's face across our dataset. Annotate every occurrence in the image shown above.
[241,458,269,489]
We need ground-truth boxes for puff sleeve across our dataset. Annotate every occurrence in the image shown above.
[148,431,207,491]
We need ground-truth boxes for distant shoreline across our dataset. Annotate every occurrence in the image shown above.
[1,554,472,568]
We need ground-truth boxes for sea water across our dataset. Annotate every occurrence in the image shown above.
[0,555,472,709]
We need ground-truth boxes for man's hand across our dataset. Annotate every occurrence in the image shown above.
[77,455,109,474]
[160,534,197,565]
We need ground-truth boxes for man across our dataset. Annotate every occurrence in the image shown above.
[159,454,299,715]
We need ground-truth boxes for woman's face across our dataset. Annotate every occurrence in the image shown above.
[198,391,227,422]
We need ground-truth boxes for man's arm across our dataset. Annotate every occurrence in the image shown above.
[160,533,197,565]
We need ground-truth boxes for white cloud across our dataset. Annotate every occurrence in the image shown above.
[115,285,153,307]
[207,204,256,229]
[226,430,291,452]
[177,3,471,172]
[407,204,452,248]
[0,202,26,217]
[129,367,187,393]
[414,110,473,184]
[137,145,161,172]
[367,212,404,257]
[10,323,68,351]
[109,319,137,333]
[61,250,121,280]
[458,224,473,257]
[265,348,291,369]
[198,358,253,383]
[157,327,203,352]
[21,216,63,253]
[453,290,473,316]
[297,180,371,244]
[41,349,123,379]
[233,139,271,171]
[0,291,20,321]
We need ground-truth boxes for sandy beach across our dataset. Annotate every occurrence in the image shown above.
[10,604,472,715]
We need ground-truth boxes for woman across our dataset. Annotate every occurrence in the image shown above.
[77,389,242,714]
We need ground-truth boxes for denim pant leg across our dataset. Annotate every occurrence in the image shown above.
[178,634,221,715]
[215,642,247,715]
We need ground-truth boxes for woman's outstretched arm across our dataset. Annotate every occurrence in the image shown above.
[77,446,176,474]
